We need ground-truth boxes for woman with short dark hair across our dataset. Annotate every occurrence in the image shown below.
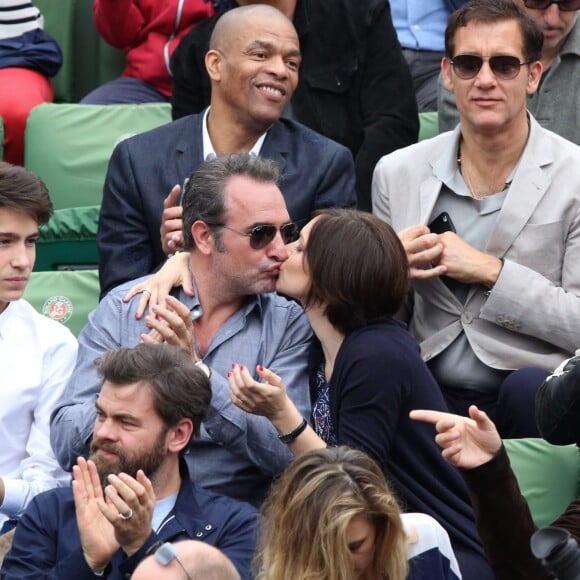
[228,208,492,578]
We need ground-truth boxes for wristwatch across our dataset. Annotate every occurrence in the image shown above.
[194,359,211,379]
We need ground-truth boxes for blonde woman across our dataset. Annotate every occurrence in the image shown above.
[258,446,460,580]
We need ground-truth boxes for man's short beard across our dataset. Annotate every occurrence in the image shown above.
[89,428,168,490]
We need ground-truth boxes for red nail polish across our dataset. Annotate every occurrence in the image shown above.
[258,365,264,372]
[240,365,245,371]
[232,363,237,369]
[227,372,232,378]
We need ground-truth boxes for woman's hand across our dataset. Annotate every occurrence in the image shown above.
[122,252,194,319]
[228,364,295,423]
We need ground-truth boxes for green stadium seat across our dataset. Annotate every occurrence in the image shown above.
[23,269,100,337]
[418,112,439,141]
[504,438,580,529]
[25,102,172,270]
[35,0,125,103]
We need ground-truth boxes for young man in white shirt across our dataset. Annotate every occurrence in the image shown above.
[0,161,77,534]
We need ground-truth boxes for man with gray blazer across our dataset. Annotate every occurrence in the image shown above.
[372,0,580,436]
[97,4,356,296]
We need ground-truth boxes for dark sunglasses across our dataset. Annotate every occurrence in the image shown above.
[450,54,530,80]
[215,222,299,249]
[142,541,192,579]
[523,0,580,10]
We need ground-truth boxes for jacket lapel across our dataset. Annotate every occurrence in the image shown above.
[486,118,553,256]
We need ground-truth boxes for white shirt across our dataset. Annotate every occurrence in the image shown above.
[0,299,77,526]
[201,107,267,160]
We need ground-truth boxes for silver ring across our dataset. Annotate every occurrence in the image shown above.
[119,509,133,520]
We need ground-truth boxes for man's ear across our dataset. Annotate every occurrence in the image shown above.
[191,220,214,255]
[205,49,223,81]
[526,60,543,96]
[441,57,454,92]
[167,419,194,454]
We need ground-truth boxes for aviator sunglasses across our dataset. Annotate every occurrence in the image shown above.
[211,221,299,249]
[449,54,530,80]
[523,0,580,10]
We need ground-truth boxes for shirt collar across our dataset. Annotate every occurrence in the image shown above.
[176,273,265,321]
[201,107,268,161]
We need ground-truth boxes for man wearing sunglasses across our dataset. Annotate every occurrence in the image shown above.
[97,3,356,298]
[439,0,580,145]
[51,153,313,509]
[373,0,580,438]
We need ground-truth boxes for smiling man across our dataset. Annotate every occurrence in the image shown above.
[372,0,580,440]
[0,162,76,534]
[439,0,580,144]
[52,153,312,507]
[97,3,356,297]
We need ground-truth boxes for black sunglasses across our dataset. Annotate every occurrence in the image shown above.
[450,54,530,80]
[213,222,299,249]
[523,0,580,10]
[142,541,192,579]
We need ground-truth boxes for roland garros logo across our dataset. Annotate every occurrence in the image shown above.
[42,296,73,324]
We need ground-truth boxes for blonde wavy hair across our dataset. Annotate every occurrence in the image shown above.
[256,447,409,580]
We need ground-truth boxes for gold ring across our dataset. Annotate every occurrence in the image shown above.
[142,289,152,296]
[119,509,133,520]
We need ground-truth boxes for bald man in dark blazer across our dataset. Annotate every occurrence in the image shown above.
[98,4,356,296]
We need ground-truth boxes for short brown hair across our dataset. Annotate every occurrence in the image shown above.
[182,153,280,251]
[303,209,409,334]
[445,0,543,62]
[0,161,52,225]
[97,344,211,438]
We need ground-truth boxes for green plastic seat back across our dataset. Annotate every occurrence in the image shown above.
[35,0,125,103]
[35,205,100,271]
[504,438,580,528]
[34,0,76,102]
[25,102,172,210]
[419,112,439,142]
[23,269,100,337]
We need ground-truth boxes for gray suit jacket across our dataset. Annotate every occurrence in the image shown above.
[372,116,580,372]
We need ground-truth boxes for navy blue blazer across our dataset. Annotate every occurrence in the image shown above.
[98,113,356,296]
[1,461,258,580]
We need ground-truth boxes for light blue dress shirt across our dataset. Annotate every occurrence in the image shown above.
[391,0,449,52]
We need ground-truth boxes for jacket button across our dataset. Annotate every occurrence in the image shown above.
[205,524,213,530]
[196,531,203,537]
[461,311,473,324]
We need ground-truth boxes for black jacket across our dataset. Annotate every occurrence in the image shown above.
[170,0,419,210]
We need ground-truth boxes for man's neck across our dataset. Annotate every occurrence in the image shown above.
[151,460,182,500]
[206,105,268,154]
[460,114,530,171]
[541,37,568,72]
[189,257,246,358]
[0,301,8,315]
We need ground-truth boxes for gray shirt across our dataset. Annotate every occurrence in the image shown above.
[50,276,312,505]
[438,18,580,145]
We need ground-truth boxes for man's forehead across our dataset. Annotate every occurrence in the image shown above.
[224,176,288,216]
[235,12,299,46]
[98,380,155,411]
[453,19,524,54]
[0,208,39,236]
